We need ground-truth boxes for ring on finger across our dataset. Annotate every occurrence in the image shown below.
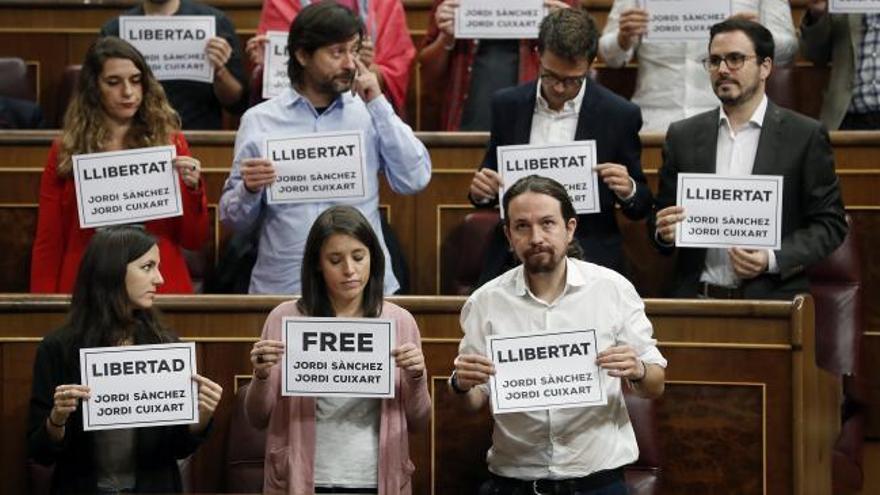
[256,354,265,364]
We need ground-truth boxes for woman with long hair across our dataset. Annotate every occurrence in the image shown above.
[27,226,223,493]
[245,205,431,494]
[30,36,209,294]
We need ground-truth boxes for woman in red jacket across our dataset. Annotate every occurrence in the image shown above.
[31,36,209,293]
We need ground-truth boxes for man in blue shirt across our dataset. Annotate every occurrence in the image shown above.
[219,1,431,295]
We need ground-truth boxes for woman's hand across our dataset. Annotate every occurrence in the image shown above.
[173,156,202,189]
[392,342,425,379]
[251,339,285,380]
[190,374,223,433]
[49,384,91,428]
[246,34,269,67]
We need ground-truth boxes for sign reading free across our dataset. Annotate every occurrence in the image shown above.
[282,317,395,398]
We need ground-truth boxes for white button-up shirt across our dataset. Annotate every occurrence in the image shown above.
[599,0,797,132]
[530,78,586,145]
[459,258,667,480]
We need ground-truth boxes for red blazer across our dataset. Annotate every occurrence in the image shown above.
[30,134,209,294]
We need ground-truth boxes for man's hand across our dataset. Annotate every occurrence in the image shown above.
[245,34,269,66]
[617,8,649,51]
[240,158,276,194]
[596,345,645,381]
[469,168,502,203]
[806,0,828,19]
[594,163,634,200]
[452,354,495,391]
[351,57,382,102]
[655,205,685,244]
[729,248,769,279]
[206,37,233,73]
[435,0,460,39]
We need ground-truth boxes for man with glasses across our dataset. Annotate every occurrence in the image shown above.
[468,7,652,288]
[219,1,431,295]
[651,18,847,300]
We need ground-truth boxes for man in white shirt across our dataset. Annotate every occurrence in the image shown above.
[469,7,653,288]
[599,0,797,132]
[652,19,846,300]
[452,175,667,494]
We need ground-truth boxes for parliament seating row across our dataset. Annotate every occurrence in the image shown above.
[0,295,836,494]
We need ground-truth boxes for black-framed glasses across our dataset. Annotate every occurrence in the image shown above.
[539,67,588,89]
[701,53,758,71]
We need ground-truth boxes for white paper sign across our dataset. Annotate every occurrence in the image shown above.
[281,317,395,398]
[675,173,783,249]
[262,31,290,99]
[497,141,600,217]
[72,145,183,229]
[487,330,606,414]
[829,0,880,13]
[643,0,732,41]
[80,342,199,431]
[120,16,216,83]
[265,131,368,204]
[455,0,545,39]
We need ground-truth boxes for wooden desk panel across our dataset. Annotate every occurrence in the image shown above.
[0,295,837,494]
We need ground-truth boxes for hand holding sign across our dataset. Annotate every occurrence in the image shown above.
[172,156,201,189]
[205,36,233,72]
[190,374,223,433]
[729,247,769,279]
[392,342,425,379]
[616,7,649,50]
[352,57,381,103]
[453,354,495,391]
[241,158,277,194]
[809,0,828,17]
[359,36,376,68]
[50,384,91,427]
[246,34,269,66]
[655,205,685,244]
[251,339,285,380]
[594,163,634,200]
[544,0,572,10]
[470,168,503,203]
[596,345,645,381]
[435,0,460,38]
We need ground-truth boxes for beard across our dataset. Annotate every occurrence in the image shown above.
[521,245,562,274]
[714,76,759,107]
[315,70,356,98]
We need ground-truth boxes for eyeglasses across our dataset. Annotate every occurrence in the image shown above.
[539,68,588,89]
[702,53,758,71]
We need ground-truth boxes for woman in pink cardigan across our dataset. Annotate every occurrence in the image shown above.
[245,205,431,495]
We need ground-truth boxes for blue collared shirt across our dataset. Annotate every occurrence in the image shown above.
[220,88,431,295]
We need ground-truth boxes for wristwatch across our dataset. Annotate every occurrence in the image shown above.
[448,370,469,394]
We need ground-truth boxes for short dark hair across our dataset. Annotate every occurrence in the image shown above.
[287,1,364,86]
[537,7,599,62]
[298,206,385,318]
[66,226,171,368]
[709,18,775,62]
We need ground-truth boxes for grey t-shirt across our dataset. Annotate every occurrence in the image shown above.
[94,428,137,491]
[314,397,380,489]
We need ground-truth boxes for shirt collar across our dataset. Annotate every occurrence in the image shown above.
[285,86,350,113]
[718,93,768,131]
[511,257,587,299]
[535,77,587,116]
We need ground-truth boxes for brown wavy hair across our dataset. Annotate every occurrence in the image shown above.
[57,36,180,177]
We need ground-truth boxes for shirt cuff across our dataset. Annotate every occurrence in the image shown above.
[766,249,779,274]
[639,347,668,369]
[617,177,637,202]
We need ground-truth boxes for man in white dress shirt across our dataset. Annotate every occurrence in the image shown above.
[452,175,667,494]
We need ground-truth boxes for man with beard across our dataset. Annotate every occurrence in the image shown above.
[468,7,652,288]
[219,1,430,295]
[451,175,666,494]
[101,0,247,129]
[651,19,847,300]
